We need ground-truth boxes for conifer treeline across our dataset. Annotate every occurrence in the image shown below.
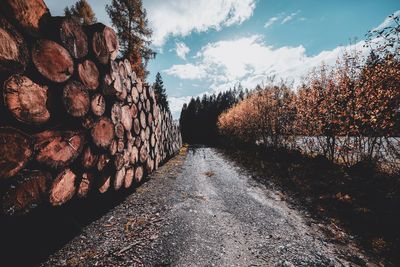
[179,88,246,144]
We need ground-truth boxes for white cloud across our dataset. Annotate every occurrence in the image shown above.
[175,42,190,60]
[264,17,279,28]
[144,0,256,46]
[164,64,207,80]
[281,10,300,24]
[165,35,371,93]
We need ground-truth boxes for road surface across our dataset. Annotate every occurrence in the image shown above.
[42,146,375,267]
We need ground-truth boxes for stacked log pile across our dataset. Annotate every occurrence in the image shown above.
[0,0,182,215]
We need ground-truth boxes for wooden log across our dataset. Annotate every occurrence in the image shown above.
[131,87,139,104]
[77,172,94,198]
[3,75,50,125]
[121,105,132,131]
[34,131,84,169]
[146,158,154,173]
[140,111,147,129]
[47,16,88,59]
[114,167,125,190]
[130,146,138,164]
[114,123,124,139]
[1,0,50,36]
[89,23,119,64]
[49,168,76,206]
[78,59,99,90]
[82,146,98,169]
[114,153,124,171]
[0,16,29,74]
[134,166,143,183]
[63,81,90,117]
[130,104,138,118]
[91,93,105,117]
[91,117,114,149]
[0,127,33,179]
[2,169,51,215]
[139,145,148,163]
[97,154,110,172]
[111,103,122,124]
[124,168,134,189]
[98,173,111,194]
[81,115,95,129]
[117,139,124,153]
[133,118,140,135]
[109,139,118,155]
[32,39,74,83]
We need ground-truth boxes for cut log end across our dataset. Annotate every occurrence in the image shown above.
[49,169,76,206]
[63,81,90,117]
[91,117,115,149]
[32,39,74,83]
[4,75,50,125]
[78,59,99,90]
[0,128,32,179]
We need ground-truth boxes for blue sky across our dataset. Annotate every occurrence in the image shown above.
[46,0,399,118]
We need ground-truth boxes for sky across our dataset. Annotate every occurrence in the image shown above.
[45,0,399,118]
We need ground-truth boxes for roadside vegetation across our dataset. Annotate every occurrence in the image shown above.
[180,13,400,264]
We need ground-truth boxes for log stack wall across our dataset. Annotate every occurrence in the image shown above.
[0,0,182,215]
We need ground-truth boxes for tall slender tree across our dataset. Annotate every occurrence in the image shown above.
[153,72,169,112]
[106,0,155,79]
[64,0,97,26]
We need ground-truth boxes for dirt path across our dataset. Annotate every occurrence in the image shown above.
[42,146,376,267]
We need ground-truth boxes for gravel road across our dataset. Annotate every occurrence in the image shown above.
[42,146,376,267]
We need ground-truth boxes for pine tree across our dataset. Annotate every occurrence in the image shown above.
[106,0,155,79]
[153,72,169,112]
[64,0,97,26]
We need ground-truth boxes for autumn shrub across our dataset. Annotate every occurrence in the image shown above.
[218,51,400,171]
